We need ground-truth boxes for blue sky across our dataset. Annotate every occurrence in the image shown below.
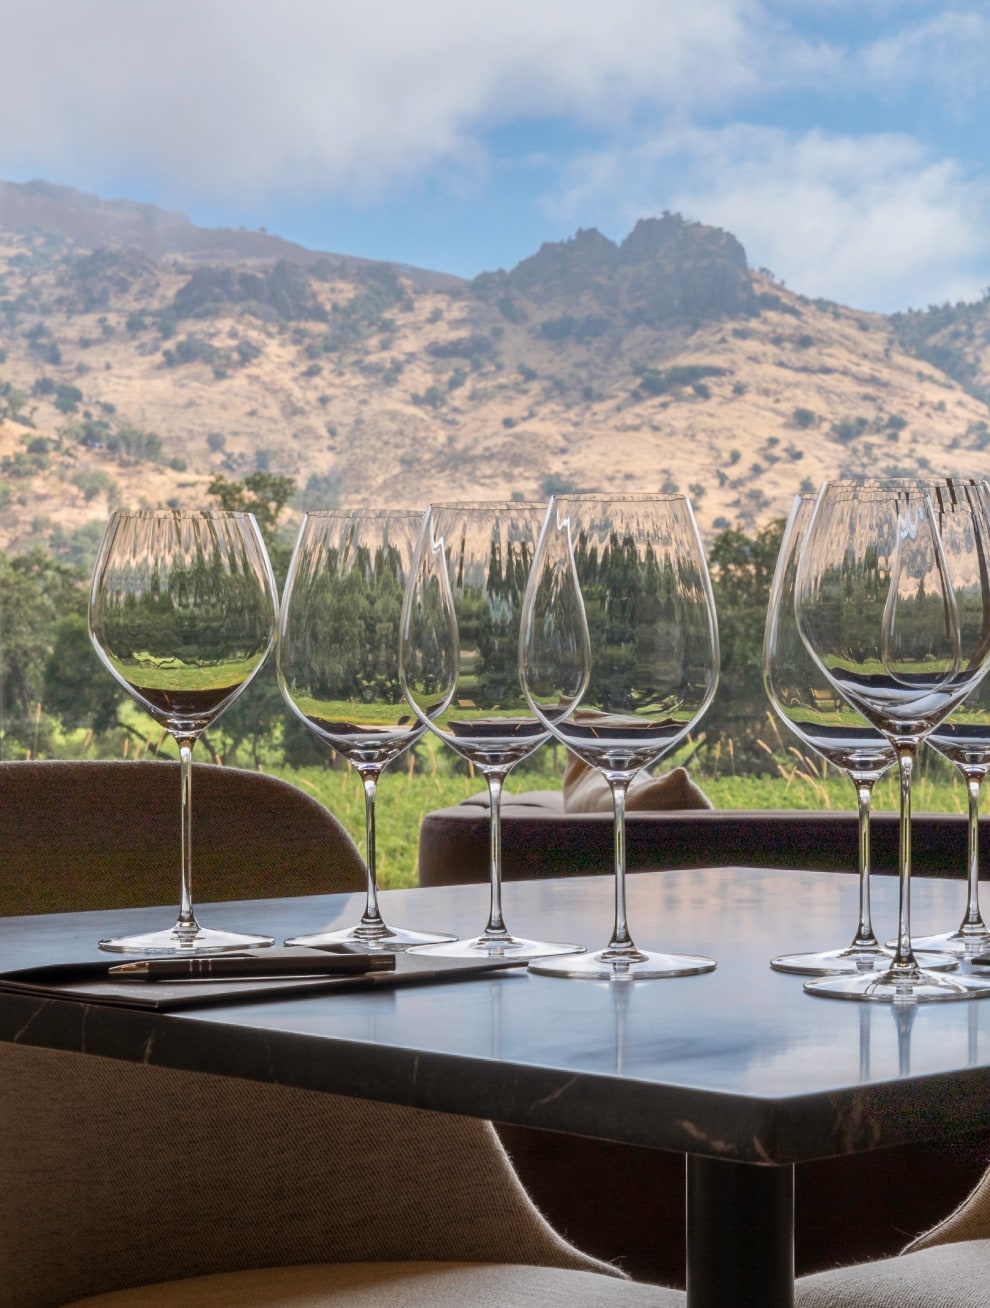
[3,0,990,312]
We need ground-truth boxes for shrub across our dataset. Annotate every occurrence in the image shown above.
[236,339,262,365]
[411,385,445,409]
[539,474,579,496]
[55,384,83,414]
[69,468,121,504]
[637,364,726,397]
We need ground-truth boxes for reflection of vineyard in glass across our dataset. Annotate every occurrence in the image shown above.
[89,509,278,953]
[285,539,410,728]
[402,502,579,960]
[764,494,935,980]
[560,523,717,760]
[277,510,454,949]
[795,478,990,1004]
[800,488,990,718]
[521,494,719,980]
[95,526,275,717]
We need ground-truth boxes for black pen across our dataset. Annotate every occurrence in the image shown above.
[108,948,396,982]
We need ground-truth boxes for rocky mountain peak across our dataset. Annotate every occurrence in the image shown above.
[473,213,756,328]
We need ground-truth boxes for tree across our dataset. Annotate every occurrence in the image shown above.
[44,613,124,736]
[0,549,98,754]
[208,471,295,552]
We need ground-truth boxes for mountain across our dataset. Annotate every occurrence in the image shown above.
[2,178,990,560]
[0,179,460,290]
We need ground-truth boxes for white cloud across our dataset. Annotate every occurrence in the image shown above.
[547,125,990,311]
[858,9,990,105]
[0,0,766,201]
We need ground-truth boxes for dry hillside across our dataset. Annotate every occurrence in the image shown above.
[2,184,990,558]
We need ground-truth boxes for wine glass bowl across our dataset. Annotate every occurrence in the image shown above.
[276,509,455,951]
[400,502,583,960]
[88,509,278,953]
[520,493,720,980]
[795,478,990,1002]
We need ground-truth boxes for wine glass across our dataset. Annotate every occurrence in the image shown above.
[519,493,720,980]
[795,477,990,1002]
[766,494,953,976]
[276,510,456,951]
[400,502,583,960]
[89,509,278,953]
[909,669,990,956]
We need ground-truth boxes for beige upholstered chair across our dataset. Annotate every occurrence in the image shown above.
[0,760,668,1308]
[1,1045,679,1308]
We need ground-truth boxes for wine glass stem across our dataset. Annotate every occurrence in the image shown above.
[176,737,199,937]
[359,768,386,928]
[892,743,918,970]
[850,777,879,948]
[607,776,636,953]
[484,769,509,938]
[960,770,986,929]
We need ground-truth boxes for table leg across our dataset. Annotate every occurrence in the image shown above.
[686,1156,794,1308]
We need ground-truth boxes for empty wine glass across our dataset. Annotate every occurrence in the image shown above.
[520,493,719,980]
[796,478,990,1002]
[909,670,990,956]
[276,510,456,951]
[89,509,278,953]
[766,494,952,977]
[400,502,583,960]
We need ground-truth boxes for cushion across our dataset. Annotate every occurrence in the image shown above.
[562,754,712,813]
[64,1262,681,1307]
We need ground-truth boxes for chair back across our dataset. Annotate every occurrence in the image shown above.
[0,760,365,913]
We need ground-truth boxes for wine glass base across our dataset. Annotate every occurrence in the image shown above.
[890,927,990,957]
[412,935,585,961]
[805,967,990,1003]
[98,925,275,955]
[529,948,717,981]
[771,945,958,977]
[284,924,457,953]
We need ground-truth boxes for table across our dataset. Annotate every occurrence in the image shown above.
[1,865,987,1308]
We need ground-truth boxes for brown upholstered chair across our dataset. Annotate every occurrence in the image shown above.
[0,758,368,913]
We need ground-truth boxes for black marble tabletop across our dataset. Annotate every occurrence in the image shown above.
[0,866,986,1165]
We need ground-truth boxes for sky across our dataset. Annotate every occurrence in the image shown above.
[3,0,990,313]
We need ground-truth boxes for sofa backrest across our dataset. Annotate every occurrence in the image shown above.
[418,795,975,887]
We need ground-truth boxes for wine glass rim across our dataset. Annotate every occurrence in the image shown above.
[427,499,546,510]
[549,492,689,502]
[820,476,986,493]
[107,508,257,520]
[302,508,422,520]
